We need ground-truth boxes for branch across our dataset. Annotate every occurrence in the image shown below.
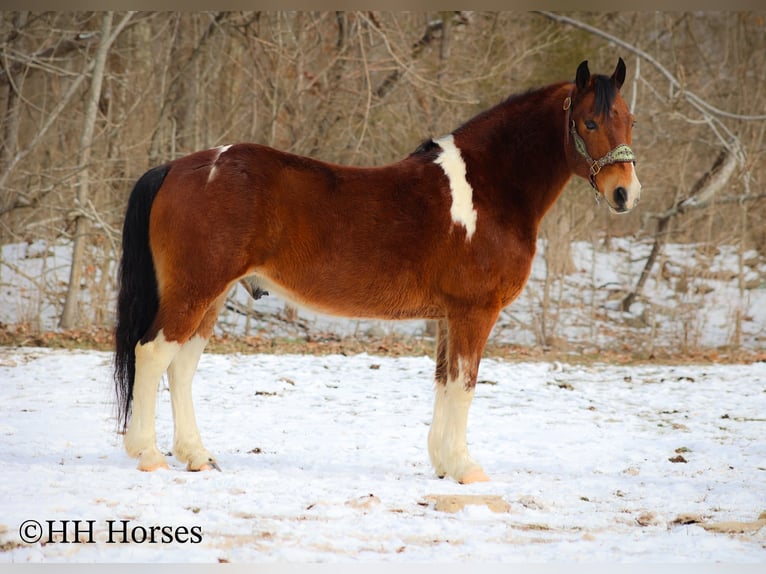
[373,17,444,100]
[0,12,135,194]
[620,147,738,312]
[535,12,766,122]
[0,34,100,82]
[670,190,766,212]
[353,25,373,155]
[360,12,472,104]
[675,148,739,211]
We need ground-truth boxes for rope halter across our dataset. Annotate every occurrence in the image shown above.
[563,96,637,194]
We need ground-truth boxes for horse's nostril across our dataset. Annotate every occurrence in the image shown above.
[614,186,628,208]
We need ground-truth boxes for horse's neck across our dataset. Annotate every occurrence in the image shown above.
[459,83,574,222]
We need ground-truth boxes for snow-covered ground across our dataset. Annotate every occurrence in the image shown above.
[1,236,765,561]
[1,347,764,562]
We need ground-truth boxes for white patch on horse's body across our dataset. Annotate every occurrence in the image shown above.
[207,145,232,184]
[434,134,478,240]
[427,357,488,483]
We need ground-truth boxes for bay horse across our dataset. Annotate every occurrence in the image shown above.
[114,59,640,483]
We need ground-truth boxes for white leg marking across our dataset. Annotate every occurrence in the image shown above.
[124,330,180,471]
[437,358,488,483]
[434,134,478,240]
[427,382,447,477]
[168,335,217,470]
[207,144,232,184]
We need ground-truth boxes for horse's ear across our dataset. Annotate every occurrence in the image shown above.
[575,60,590,90]
[611,57,626,90]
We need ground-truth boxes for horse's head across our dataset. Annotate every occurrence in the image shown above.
[566,58,641,214]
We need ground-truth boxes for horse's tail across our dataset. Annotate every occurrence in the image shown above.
[114,163,170,432]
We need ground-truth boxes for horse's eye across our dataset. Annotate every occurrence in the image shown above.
[585,119,598,130]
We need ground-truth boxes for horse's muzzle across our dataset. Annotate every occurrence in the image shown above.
[606,164,641,214]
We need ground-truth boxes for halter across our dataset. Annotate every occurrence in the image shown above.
[563,95,636,195]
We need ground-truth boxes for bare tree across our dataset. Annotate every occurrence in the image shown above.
[0,16,102,216]
[60,12,134,328]
[0,11,763,354]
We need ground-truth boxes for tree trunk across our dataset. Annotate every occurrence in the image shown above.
[0,13,28,214]
[60,12,117,329]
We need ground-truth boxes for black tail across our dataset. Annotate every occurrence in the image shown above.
[114,163,170,432]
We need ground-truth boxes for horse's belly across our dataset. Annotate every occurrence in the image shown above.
[243,273,443,321]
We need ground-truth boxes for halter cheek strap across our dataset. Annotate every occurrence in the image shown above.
[563,95,637,193]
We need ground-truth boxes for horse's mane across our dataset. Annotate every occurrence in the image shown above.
[409,138,441,158]
[408,75,617,157]
[408,84,555,157]
[592,74,617,116]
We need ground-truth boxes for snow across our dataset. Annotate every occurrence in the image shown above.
[1,236,765,561]
[1,347,764,562]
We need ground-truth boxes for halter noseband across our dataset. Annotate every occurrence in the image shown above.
[563,95,636,194]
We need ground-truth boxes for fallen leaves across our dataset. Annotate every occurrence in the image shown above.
[636,511,662,527]
[700,519,766,534]
[671,511,766,534]
[669,446,691,463]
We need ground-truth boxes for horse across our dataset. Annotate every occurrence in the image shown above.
[114,58,640,483]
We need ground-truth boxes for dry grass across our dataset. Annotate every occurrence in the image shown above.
[1,322,763,366]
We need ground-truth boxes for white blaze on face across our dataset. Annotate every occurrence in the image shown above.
[434,134,477,240]
[607,162,642,213]
[627,163,642,209]
[207,144,232,184]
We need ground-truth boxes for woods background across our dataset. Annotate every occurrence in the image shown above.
[0,11,764,356]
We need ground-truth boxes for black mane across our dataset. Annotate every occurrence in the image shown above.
[408,76,616,158]
[409,138,440,157]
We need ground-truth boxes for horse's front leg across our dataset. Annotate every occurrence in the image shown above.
[428,308,499,484]
[427,319,449,478]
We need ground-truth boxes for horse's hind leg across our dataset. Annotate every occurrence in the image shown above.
[124,331,181,471]
[168,294,227,471]
[124,285,225,471]
[168,335,214,470]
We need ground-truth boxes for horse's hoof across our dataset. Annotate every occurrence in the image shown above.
[458,468,490,484]
[137,460,170,472]
[188,457,221,472]
[135,448,170,471]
